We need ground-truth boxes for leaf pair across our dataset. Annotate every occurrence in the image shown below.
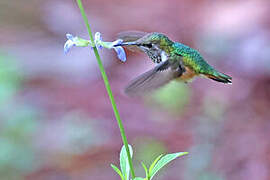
[140,152,188,180]
[111,145,188,180]
[111,145,133,180]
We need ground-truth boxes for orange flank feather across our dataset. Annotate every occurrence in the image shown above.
[176,66,196,82]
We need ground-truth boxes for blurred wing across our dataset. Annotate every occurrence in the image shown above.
[124,60,183,96]
[117,31,148,42]
[117,31,148,52]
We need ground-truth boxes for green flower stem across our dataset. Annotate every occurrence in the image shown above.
[76,0,135,179]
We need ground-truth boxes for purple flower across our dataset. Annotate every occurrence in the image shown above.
[111,39,126,62]
[95,32,126,62]
[94,32,103,50]
[64,32,127,62]
[64,34,76,54]
[64,34,91,54]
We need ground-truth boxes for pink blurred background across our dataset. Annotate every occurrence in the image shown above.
[0,0,270,179]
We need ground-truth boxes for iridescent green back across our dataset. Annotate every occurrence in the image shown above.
[172,42,215,74]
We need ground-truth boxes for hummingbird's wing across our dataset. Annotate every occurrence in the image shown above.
[124,60,184,96]
[117,31,148,52]
[117,31,147,42]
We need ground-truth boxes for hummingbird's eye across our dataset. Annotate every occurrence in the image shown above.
[144,44,152,48]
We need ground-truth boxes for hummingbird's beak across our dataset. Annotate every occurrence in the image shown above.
[114,41,138,47]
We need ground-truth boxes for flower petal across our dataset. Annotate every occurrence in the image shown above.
[95,32,102,41]
[112,39,123,46]
[94,32,103,49]
[113,46,126,62]
[66,33,74,40]
[64,39,75,54]
[97,44,103,50]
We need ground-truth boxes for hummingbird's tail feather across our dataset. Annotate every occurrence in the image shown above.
[204,71,232,84]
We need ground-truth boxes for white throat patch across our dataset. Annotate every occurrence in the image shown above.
[161,51,168,62]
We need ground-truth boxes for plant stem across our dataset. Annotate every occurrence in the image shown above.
[76,0,135,179]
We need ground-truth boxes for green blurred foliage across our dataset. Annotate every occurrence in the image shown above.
[0,51,40,179]
[0,52,22,104]
[134,137,167,165]
[146,81,190,115]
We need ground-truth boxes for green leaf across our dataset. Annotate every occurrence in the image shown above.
[133,178,145,180]
[148,154,163,175]
[120,145,133,180]
[149,152,188,180]
[141,162,149,179]
[111,164,124,180]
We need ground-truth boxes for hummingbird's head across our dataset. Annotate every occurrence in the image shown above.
[115,32,174,63]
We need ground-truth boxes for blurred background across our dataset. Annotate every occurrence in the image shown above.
[0,0,270,179]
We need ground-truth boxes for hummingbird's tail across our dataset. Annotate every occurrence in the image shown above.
[204,71,232,84]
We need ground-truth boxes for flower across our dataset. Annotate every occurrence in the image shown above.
[64,34,76,54]
[94,32,103,50]
[94,32,126,62]
[64,34,92,54]
[111,39,126,62]
[64,32,126,62]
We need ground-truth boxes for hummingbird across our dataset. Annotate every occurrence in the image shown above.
[114,31,232,96]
